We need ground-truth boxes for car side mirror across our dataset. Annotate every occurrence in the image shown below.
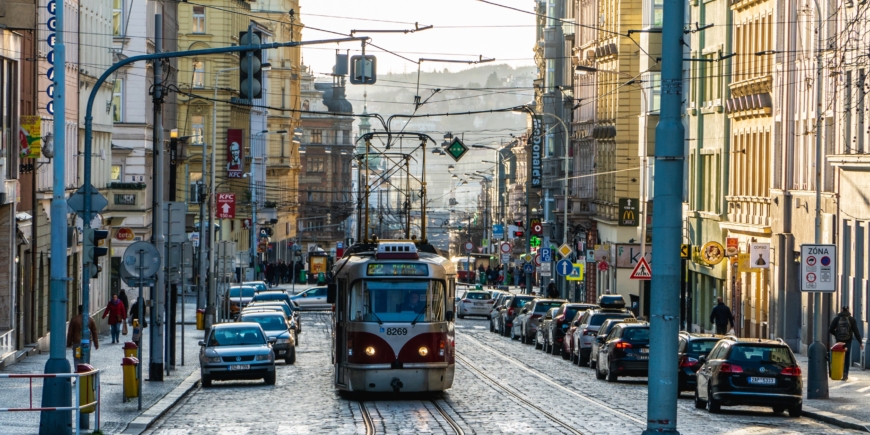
[698,355,707,363]
[595,337,605,344]
[327,284,337,304]
[446,311,455,321]
[268,337,277,344]
[302,293,308,298]
[198,340,205,346]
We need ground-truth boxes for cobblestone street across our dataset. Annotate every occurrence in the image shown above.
[140,313,857,435]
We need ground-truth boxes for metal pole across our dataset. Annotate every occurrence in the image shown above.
[642,0,684,429]
[246,24,259,282]
[181,244,185,366]
[150,14,165,382]
[137,250,144,411]
[525,111,534,295]
[39,0,72,423]
[807,0,829,400]
[198,182,206,310]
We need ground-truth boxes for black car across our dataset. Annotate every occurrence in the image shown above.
[595,321,650,382]
[677,333,725,395]
[695,337,803,417]
[588,318,626,369]
[498,295,535,337]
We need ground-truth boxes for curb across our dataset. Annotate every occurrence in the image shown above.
[803,405,870,432]
[119,369,200,435]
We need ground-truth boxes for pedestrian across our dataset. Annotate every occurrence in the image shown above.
[67,305,99,365]
[546,282,558,298]
[102,293,127,344]
[709,297,735,335]
[828,306,865,381]
[117,289,129,315]
[518,269,526,292]
[128,299,147,348]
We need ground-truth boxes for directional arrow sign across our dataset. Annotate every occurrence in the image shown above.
[556,259,573,276]
[216,193,236,219]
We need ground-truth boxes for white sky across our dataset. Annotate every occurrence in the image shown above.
[299,0,537,76]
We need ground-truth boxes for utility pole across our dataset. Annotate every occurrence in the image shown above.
[39,0,71,425]
[642,0,684,429]
[150,14,165,382]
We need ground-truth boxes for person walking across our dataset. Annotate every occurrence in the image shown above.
[102,293,127,344]
[67,305,99,365]
[128,299,147,348]
[546,282,558,298]
[118,289,129,315]
[709,297,735,335]
[829,306,865,381]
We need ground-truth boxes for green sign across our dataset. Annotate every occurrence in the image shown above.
[530,236,541,248]
[446,137,468,162]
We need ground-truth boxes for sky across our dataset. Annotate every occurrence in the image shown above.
[299,0,537,76]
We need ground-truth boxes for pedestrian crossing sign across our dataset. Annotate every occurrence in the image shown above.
[629,257,652,280]
[566,263,585,281]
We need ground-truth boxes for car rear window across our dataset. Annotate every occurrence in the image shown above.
[228,287,256,298]
[466,292,491,300]
[729,345,795,364]
[253,293,288,302]
[534,302,564,313]
[601,320,624,334]
[241,315,288,331]
[622,327,650,341]
[689,339,720,355]
[512,297,533,307]
[588,313,632,326]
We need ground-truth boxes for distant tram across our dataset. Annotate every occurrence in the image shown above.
[329,241,456,393]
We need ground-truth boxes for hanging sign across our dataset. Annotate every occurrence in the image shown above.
[226,129,244,178]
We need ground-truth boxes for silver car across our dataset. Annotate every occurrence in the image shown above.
[237,311,297,364]
[199,322,276,387]
[511,299,567,344]
[457,291,495,319]
[571,308,635,365]
[289,286,331,310]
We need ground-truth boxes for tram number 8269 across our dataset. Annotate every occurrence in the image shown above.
[385,328,408,336]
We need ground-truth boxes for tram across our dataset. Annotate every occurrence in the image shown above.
[329,240,456,392]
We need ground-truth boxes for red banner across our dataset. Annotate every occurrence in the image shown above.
[227,129,244,178]
[216,193,236,219]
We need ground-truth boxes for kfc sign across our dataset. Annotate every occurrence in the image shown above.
[227,129,244,178]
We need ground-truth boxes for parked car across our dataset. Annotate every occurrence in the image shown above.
[237,311,296,364]
[199,322,277,387]
[677,333,726,395]
[242,301,302,339]
[244,281,269,292]
[535,307,560,350]
[289,286,331,310]
[511,299,567,344]
[588,318,626,369]
[571,296,635,365]
[544,303,598,356]
[457,291,495,319]
[498,295,535,337]
[695,337,802,416]
[489,293,511,332]
[595,320,650,382]
[223,286,257,318]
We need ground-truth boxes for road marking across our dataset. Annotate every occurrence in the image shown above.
[857,385,870,393]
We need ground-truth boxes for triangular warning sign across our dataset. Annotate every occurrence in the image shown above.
[630,257,652,280]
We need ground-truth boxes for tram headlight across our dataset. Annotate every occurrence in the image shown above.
[365,346,376,356]
[418,346,429,357]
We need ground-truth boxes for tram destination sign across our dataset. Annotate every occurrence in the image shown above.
[367,263,429,277]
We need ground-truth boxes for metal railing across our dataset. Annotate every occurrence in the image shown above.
[0,368,101,435]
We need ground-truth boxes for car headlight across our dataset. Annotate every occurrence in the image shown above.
[206,357,221,363]
[365,346,376,356]
[276,338,291,344]
[418,347,429,356]
[255,354,272,361]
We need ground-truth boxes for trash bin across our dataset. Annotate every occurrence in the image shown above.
[76,364,96,413]
[196,308,205,330]
[298,270,307,284]
[121,357,139,400]
[123,342,138,359]
[831,342,847,380]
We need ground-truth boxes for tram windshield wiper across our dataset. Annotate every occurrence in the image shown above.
[411,303,428,326]
[370,310,384,325]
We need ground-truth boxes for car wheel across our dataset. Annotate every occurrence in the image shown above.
[772,406,785,414]
[489,320,495,332]
[595,362,606,380]
[560,346,571,360]
[201,373,212,388]
[694,388,705,409]
[572,350,580,365]
[510,327,519,341]
[787,405,801,418]
[264,370,276,385]
[285,347,296,365]
[589,357,597,369]
[606,365,618,382]
[578,350,589,366]
[534,334,543,350]
[551,341,560,355]
[706,387,720,413]
[458,314,465,319]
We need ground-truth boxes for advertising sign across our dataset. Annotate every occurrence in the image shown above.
[216,193,236,219]
[618,198,639,226]
[800,244,836,292]
[529,115,543,188]
[115,227,135,241]
[748,242,770,269]
[19,116,41,158]
[615,244,652,268]
[700,241,725,265]
[226,129,244,178]
[530,218,543,235]
[725,237,739,257]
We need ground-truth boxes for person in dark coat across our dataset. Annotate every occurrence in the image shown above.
[546,282,558,298]
[128,299,147,347]
[118,289,129,315]
[828,306,865,380]
[709,297,735,335]
[67,305,99,365]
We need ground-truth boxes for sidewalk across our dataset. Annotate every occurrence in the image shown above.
[0,297,203,435]
[796,353,870,432]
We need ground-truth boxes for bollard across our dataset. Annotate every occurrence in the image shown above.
[830,342,847,380]
[76,364,97,413]
[196,308,205,330]
[123,342,138,359]
[121,357,140,400]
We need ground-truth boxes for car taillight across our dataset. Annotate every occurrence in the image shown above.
[555,316,565,324]
[582,329,595,336]
[508,308,515,316]
[780,366,801,376]
[462,299,469,303]
[486,300,495,304]
[679,356,699,368]
[720,363,743,373]
[614,341,632,350]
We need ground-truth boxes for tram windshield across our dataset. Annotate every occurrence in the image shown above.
[349,280,446,323]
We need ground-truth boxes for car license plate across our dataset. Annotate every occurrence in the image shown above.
[749,377,776,385]
[639,348,649,353]
[228,364,250,371]
[474,302,482,306]
[636,354,649,360]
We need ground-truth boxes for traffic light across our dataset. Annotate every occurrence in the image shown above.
[349,55,377,85]
[514,229,525,238]
[239,30,263,100]
[83,228,109,278]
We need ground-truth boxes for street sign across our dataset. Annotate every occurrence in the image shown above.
[216,193,236,219]
[493,224,504,238]
[629,257,652,280]
[680,244,691,259]
[586,250,595,262]
[522,253,533,263]
[500,242,511,254]
[618,198,639,226]
[540,262,551,273]
[540,247,552,263]
[558,243,573,258]
[501,254,511,262]
[446,137,469,162]
[67,183,108,220]
[556,259,573,276]
[800,244,836,292]
[465,241,474,251]
[566,263,585,281]
[122,241,161,278]
[523,263,534,273]
[534,254,541,266]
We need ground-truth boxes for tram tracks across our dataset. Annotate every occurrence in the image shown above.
[357,398,464,435]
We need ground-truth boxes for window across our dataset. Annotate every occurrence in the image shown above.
[349,280,445,323]
[192,6,205,33]
[112,79,123,123]
[111,165,123,181]
[191,115,204,145]
[310,129,323,144]
[546,59,555,90]
[644,0,663,27]
[113,0,124,37]
[307,156,325,172]
[642,72,661,113]
[192,61,204,88]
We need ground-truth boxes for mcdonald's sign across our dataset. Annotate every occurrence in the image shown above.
[618,198,639,227]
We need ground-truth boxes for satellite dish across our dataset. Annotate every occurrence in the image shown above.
[122,241,161,278]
